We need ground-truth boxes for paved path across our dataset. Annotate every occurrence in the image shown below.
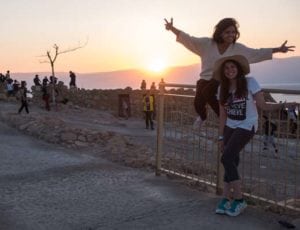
[1,119,298,230]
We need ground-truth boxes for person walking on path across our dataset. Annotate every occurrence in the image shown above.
[262,115,278,156]
[143,90,154,130]
[214,55,296,217]
[18,81,30,114]
[164,17,295,129]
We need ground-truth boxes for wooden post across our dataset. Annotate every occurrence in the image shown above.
[156,79,165,176]
[216,146,224,195]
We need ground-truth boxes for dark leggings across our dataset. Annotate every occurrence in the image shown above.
[221,126,255,183]
[43,95,50,111]
[144,111,153,129]
[18,100,29,114]
[194,78,219,121]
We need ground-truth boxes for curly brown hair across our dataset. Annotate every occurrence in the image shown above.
[213,18,240,44]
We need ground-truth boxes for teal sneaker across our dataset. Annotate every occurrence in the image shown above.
[215,198,231,214]
[225,199,247,217]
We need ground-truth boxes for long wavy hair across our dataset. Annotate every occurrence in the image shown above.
[213,18,240,44]
[219,60,248,105]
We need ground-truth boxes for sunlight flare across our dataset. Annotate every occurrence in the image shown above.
[147,58,167,73]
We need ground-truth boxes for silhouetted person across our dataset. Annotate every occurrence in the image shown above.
[5,70,10,79]
[69,71,76,88]
[0,73,5,82]
[18,81,29,114]
[6,80,14,97]
[42,76,49,86]
[140,80,146,90]
[33,74,41,86]
[150,82,156,90]
[143,90,154,130]
[12,80,20,96]
[49,76,57,85]
[42,85,50,111]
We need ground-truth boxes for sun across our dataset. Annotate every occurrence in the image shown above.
[147,58,167,73]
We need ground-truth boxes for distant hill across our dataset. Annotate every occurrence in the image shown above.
[11,56,300,90]
[164,56,300,86]
[250,56,299,84]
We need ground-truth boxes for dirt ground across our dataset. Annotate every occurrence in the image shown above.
[0,100,299,229]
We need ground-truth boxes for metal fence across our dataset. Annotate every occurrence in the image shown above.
[155,81,300,213]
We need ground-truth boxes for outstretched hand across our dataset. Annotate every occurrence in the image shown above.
[164,18,173,30]
[279,40,295,53]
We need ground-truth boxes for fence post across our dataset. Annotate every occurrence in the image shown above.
[216,148,224,195]
[156,79,165,176]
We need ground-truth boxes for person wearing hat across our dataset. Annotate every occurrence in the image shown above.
[214,55,296,217]
[164,17,295,129]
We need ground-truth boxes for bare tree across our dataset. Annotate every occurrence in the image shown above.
[39,39,88,78]
[38,39,88,105]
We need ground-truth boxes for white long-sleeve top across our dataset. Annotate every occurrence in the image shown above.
[177,32,273,81]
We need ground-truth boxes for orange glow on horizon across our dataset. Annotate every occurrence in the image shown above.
[144,57,167,74]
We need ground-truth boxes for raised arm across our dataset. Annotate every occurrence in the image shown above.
[164,18,181,36]
[272,40,295,53]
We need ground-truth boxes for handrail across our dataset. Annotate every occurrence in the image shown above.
[262,88,300,95]
[156,80,300,213]
[159,82,300,95]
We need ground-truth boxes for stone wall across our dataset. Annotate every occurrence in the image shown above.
[0,105,156,169]
[0,81,160,118]
[30,83,159,118]
[0,81,281,121]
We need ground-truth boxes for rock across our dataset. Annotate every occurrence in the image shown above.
[0,100,155,172]
[0,93,7,100]
[78,135,87,142]
[61,132,77,142]
[74,141,89,147]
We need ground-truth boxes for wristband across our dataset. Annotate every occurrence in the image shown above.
[218,135,224,141]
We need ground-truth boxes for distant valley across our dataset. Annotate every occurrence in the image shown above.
[12,56,300,90]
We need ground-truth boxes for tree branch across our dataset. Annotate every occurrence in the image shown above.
[37,37,88,79]
[58,38,88,54]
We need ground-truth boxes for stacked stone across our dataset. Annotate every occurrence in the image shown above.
[0,108,156,169]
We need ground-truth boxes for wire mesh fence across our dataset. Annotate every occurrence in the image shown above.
[156,82,300,213]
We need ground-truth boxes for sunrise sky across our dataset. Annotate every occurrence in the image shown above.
[1,0,299,74]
